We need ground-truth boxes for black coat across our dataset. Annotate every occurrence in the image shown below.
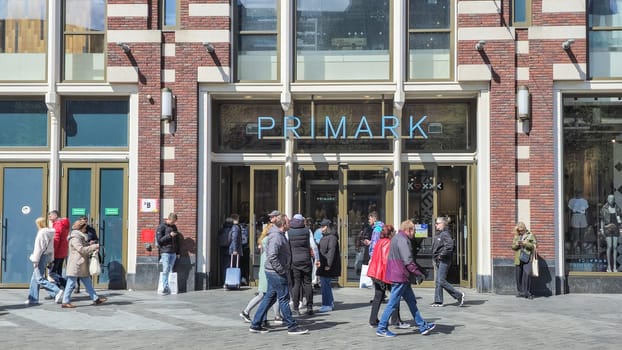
[289,226,312,270]
[317,232,341,277]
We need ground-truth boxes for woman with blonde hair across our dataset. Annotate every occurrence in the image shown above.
[25,217,64,305]
[60,220,107,308]
[239,222,281,325]
[511,221,537,299]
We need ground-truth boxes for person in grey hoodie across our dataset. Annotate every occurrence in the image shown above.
[249,215,308,335]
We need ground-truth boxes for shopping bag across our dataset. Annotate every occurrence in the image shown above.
[157,272,178,294]
[89,251,101,276]
[359,264,373,288]
[531,247,539,277]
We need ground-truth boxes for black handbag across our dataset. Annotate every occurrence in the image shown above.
[519,250,531,263]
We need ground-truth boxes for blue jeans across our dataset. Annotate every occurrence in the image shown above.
[378,282,429,333]
[63,276,98,304]
[434,259,461,303]
[319,276,334,307]
[251,271,297,329]
[160,252,177,291]
[27,255,61,303]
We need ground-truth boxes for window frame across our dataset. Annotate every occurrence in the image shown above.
[161,0,180,30]
[0,97,49,149]
[512,0,532,27]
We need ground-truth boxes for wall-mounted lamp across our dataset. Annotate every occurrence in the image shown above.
[517,85,530,123]
[475,40,486,51]
[161,87,174,122]
[116,41,131,54]
[202,42,215,53]
[562,39,575,50]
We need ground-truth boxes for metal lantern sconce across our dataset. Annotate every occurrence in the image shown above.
[161,88,174,122]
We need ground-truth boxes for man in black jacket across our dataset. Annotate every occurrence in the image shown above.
[156,213,181,295]
[430,216,464,307]
[288,214,315,316]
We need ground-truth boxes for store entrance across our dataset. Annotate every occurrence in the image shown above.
[296,164,393,287]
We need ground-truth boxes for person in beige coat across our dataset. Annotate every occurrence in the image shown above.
[60,220,107,308]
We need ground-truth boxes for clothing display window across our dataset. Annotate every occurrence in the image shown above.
[563,96,622,272]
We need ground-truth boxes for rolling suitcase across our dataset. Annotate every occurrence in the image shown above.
[224,254,241,290]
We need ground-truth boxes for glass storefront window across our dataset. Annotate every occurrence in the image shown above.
[64,99,129,148]
[563,96,622,272]
[589,0,622,78]
[408,0,451,80]
[0,0,47,81]
[213,102,284,152]
[402,101,475,152]
[236,0,278,81]
[295,0,390,81]
[63,0,105,81]
[0,99,47,147]
[294,100,392,153]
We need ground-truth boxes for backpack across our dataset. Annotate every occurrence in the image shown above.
[240,224,249,247]
[218,225,232,248]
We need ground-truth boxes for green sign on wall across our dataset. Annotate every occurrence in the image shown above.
[71,208,86,216]
[105,207,119,216]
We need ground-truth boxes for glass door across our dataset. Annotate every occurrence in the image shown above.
[61,163,127,289]
[0,164,47,286]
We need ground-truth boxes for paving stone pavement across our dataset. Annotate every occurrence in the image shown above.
[1,286,620,350]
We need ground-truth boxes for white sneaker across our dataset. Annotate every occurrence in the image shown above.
[394,322,412,329]
[55,290,64,304]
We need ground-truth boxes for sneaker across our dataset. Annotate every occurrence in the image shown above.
[240,311,251,323]
[420,323,436,335]
[394,322,412,329]
[376,329,396,338]
[272,317,283,325]
[287,326,309,335]
[429,302,443,307]
[458,292,465,306]
[261,320,269,328]
[305,307,314,316]
[369,323,377,329]
[249,325,270,334]
[55,290,64,304]
[318,305,333,313]
[291,309,301,317]
[93,297,108,305]
[61,303,75,309]
[24,300,39,306]
[43,295,54,300]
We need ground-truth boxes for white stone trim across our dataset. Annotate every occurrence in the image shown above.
[516,41,529,55]
[162,43,175,57]
[517,146,530,159]
[197,66,231,83]
[161,172,175,186]
[107,4,148,17]
[189,3,230,17]
[517,172,530,186]
[458,1,500,14]
[162,146,175,160]
[553,63,587,81]
[107,30,161,43]
[542,0,585,13]
[175,30,230,43]
[516,67,529,81]
[517,199,531,228]
[457,64,492,81]
[528,26,586,40]
[107,66,139,83]
[161,199,175,218]
[162,69,176,83]
[458,27,515,41]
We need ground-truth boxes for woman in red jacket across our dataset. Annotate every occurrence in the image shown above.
[366,224,407,328]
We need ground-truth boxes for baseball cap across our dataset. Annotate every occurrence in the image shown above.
[268,210,281,217]
[292,214,304,221]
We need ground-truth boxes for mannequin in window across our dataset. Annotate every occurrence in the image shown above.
[568,190,589,254]
[600,194,621,272]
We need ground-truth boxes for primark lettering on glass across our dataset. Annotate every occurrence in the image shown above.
[255,115,430,140]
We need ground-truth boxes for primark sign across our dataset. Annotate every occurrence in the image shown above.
[255,115,434,140]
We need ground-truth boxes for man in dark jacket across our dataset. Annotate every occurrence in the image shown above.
[317,218,340,313]
[156,212,181,295]
[288,214,314,316]
[430,216,465,307]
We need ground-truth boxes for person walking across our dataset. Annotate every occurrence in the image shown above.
[288,214,315,316]
[240,222,281,326]
[47,210,70,288]
[317,218,341,313]
[25,217,64,305]
[60,220,107,308]
[511,221,537,299]
[376,220,435,338]
[248,215,308,335]
[156,212,181,295]
[76,216,99,294]
[430,216,465,307]
[366,224,407,328]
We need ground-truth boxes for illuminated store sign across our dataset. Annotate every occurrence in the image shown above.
[257,115,430,139]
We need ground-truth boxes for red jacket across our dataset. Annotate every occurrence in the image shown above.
[366,237,391,283]
[53,218,70,258]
